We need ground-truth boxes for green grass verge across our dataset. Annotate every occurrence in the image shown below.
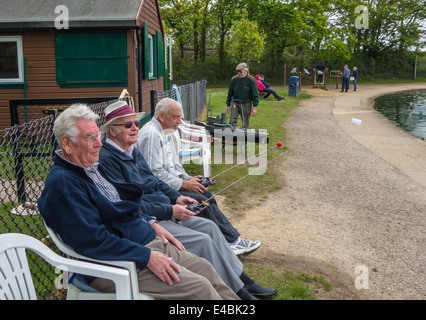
[243,263,331,300]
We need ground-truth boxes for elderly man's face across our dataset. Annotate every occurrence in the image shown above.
[62,119,102,168]
[109,114,139,150]
[159,104,182,133]
[238,68,248,78]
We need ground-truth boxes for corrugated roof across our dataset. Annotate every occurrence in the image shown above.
[0,0,144,29]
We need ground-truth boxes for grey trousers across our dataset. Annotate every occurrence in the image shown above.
[159,216,245,293]
[91,236,239,300]
[179,189,240,243]
[230,101,252,129]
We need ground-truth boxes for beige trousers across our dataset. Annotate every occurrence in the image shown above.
[91,237,239,300]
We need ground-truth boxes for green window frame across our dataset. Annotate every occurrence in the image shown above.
[55,32,129,88]
[143,23,164,80]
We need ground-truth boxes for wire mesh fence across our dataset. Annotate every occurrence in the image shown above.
[1,97,122,300]
[151,79,207,122]
[1,79,207,300]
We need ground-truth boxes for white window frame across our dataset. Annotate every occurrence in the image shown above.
[0,36,24,83]
[148,34,155,79]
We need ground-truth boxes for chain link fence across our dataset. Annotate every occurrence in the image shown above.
[1,79,207,300]
[1,97,122,300]
[151,79,207,122]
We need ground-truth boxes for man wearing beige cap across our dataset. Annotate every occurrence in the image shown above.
[226,62,259,129]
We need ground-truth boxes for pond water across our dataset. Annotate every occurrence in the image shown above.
[374,89,426,140]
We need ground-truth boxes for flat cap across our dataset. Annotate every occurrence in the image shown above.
[236,62,248,70]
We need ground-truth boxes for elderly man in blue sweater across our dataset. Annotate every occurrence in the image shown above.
[341,65,351,92]
[99,100,276,299]
[38,103,238,300]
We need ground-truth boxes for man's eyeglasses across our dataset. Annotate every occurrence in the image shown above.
[110,120,140,129]
[80,132,103,145]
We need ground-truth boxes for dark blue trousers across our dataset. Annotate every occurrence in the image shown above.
[179,189,240,243]
[341,77,349,92]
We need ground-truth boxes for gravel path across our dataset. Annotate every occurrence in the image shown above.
[229,83,426,300]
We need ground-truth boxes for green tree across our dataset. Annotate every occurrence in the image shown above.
[160,0,194,59]
[250,0,299,63]
[225,9,265,64]
[210,0,243,61]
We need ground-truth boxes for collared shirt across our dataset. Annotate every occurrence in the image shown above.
[84,162,122,203]
[55,150,122,203]
[105,137,134,158]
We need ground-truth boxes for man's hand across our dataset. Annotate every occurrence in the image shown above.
[181,178,207,194]
[251,108,257,116]
[147,250,181,285]
[152,222,186,251]
[175,195,197,206]
[226,106,230,114]
[172,204,197,221]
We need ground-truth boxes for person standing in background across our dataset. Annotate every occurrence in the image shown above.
[340,65,350,92]
[226,63,259,129]
[353,67,358,91]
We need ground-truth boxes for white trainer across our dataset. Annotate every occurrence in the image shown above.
[230,238,261,256]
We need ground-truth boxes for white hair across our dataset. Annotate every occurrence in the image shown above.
[53,103,99,148]
[154,98,181,118]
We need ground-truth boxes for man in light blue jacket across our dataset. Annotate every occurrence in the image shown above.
[341,65,350,92]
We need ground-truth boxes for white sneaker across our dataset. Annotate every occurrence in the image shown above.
[230,238,261,256]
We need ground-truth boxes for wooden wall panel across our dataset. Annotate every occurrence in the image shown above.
[0,0,165,129]
[1,30,134,129]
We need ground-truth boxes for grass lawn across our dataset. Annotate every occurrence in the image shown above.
[185,87,309,212]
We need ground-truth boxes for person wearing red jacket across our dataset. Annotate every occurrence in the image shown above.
[255,74,284,101]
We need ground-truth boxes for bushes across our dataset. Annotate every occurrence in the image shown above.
[172,52,426,85]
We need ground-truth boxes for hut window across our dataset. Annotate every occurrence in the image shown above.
[143,23,164,80]
[55,32,128,87]
[0,36,24,83]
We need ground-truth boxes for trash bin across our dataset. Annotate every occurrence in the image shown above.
[288,76,299,97]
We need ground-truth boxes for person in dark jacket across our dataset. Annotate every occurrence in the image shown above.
[352,67,358,91]
[37,103,239,300]
[316,62,326,84]
[226,62,259,128]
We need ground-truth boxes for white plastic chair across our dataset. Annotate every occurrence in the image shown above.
[172,85,211,177]
[43,223,154,300]
[0,233,132,300]
[171,130,211,177]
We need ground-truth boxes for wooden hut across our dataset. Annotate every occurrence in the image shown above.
[0,0,170,129]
